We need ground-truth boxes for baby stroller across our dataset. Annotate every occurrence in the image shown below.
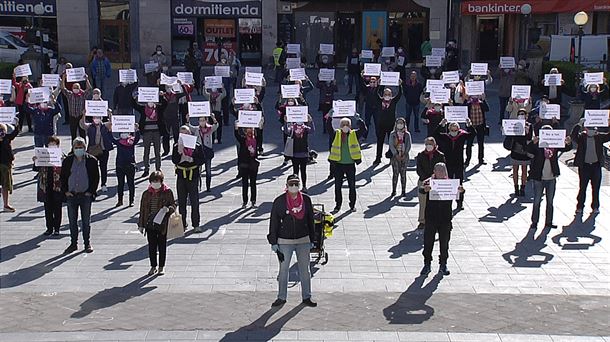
[312,204,333,265]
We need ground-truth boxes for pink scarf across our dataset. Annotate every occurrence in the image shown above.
[118,136,135,147]
[147,183,169,193]
[145,106,157,120]
[200,124,212,136]
[544,148,554,159]
[286,191,305,220]
[382,99,391,109]
[293,124,305,138]
[246,134,256,156]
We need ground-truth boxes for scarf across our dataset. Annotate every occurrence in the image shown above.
[286,191,305,220]
[246,134,256,156]
[382,98,391,109]
[72,90,84,97]
[178,141,194,163]
[210,91,220,105]
[468,97,480,105]
[514,98,526,104]
[118,136,135,147]
[424,149,436,160]
[544,148,554,160]
[144,106,157,120]
[165,92,176,102]
[293,124,305,138]
[448,130,466,142]
[199,124,212,136]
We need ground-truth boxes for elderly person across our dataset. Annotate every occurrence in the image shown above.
[388,117,412,197]
[33,136,65,235]
[268,174,317,308]
[328,117,363,213]
[373,85,402,165]
[415,137,445,229]
[0,119,20,212]
[60,137,100,254]
[61,73,92,140]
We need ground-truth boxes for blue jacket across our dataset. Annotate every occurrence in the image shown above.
[86,123,114,151]
[27,105,61,136]
[90,57,112,79]
[111,131,141,166]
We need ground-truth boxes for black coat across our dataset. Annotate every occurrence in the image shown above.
[267,193,315,245]
[527,141,572,181]
[171,142,205,179]
[416,150,446,181]
[571,131,610,167]
[433,126,470,168]
[60,153,100,197]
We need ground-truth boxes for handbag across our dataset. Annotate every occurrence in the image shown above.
[87,144,104,157]
[166,212,184,240]
[503,137,513,151]
[283,136,294,158]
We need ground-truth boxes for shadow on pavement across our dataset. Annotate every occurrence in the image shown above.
[219,304,305,341]
[479,197,527,223]
[551,212,601,250]
[388,228,424,259]
[383,273,443,324]
[0,235,47,264]
[502,226,554,267]
[0,251,83,288]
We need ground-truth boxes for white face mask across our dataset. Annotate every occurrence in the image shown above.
[156,50,162,55]
[147,102,154,107]
[150,182,162,189]
[40,103,48,110]
[48,144,58,148]
[449,131,458,137]
[396,123,405,130]
[383,95,392,101]
[517,115,525,120]
[120,133,130,139]
[72,89,80,94]
[92,94,101,100]
[434,106,442,112]
[425,145,434,152]
[287,185,300,194]
[341,126,350,133]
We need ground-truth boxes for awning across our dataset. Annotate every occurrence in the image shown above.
[461,1,610,15]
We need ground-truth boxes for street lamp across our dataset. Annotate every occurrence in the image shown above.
[520,4,532,57]
[574,11,588,65]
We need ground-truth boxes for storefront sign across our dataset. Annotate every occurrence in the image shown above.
[461,1,610,15]
[0,0,56,17]
[173,18,195,36]
[204,19,235,38]
[172,0,261,18]
[203,41,236,65]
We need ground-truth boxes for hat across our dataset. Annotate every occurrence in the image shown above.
[287,174,300,183]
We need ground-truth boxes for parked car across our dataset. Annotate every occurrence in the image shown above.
[0,30,53,63]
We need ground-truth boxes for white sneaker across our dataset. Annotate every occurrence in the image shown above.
[101,185,108,193]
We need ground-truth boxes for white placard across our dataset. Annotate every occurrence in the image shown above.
[444,106,469,123]
[286,44,300,54]
[0,107,16,124]
[289,68,306,81]
[318,68,335,82]
[85,100,109,117]
[204,76,222,89]
[214,65,230,78]
[179,133,197,149]
[430,88,451,104]
[160,73,178,85]
[0,79,11,94]
[425,56,442,67]
[41,74,59,87]
[245,72,264,86]
[286,106,308,122]
[442,71,460,84]
[431,48,446,57]
[28,87,50,104]
[245,66,262,74]
[380,71,400,86]
[285,57,301,70]
[381,46,395,57]
[319,43,334,55]
[465,81,485,96]
[137,87,159,103]
[429,179,460,201]
[502,119,526,136]
[281,84,300,99]
[584,72,603,85]
[111,115,135,133]
[511,85,531,99]
[426,79,445,93]
[584,110,609,127]
[66,67,86,82]
[470,63,488,76]
[119,69,138,83]
[544,73,562,86]
[363,63,381,76]
[499,56,516,69]
[360,50,374,59]
[237,110,262,127]
[234,88,256,104]
[144,62,158,73]
[540,103,561,119]
[188,101,211,117]
[14,64,32,77]
[539,129,566,148]
[177,72,193,85]
[34,148,62,167]
[171,83,182,92]
[397,56,405,66]
[332,100,356,117]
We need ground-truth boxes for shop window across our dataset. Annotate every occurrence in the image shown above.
[99,1,130,64]
[238,18,262,65]
[294,12,335,65]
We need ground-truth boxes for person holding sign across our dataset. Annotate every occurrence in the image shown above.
[187,115,218,192]
[571,120,610,215]
[497,63,516,124]
[420,162,464,276]
[110,126,140,208]
[80,113,113,193]
[134,100,165,177]
[216,55,235,126]
[234,100,265,154]
[61,73,91,140]
[241,74,267,103]
[316,80,338,133]
[33,136,64,235]
[506,111,533,197]
[373,86,403,165]
[235,123,261,208]
[315,52,335,70]
[113,80,138,116]
[581,80,608,110]
[388,118,412,197]
[526,126,572,230]
[160,80,187,148]
[465,93,490,166]
[12,71,32,132]
[172,126,205,230]
[146,45,169,86]
[203,86,227,144]
[284,114,314,193]
[25,96,61,147]
[0,119,20,212]
[541,68,564,105]
[362,76,381,139]
[137,170,176,276]
[505,95,532,120]
[328,118,363,213]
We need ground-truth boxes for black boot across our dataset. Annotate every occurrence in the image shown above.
[519,185,526,197]
[514,184,520,197]
[439,264,450,276]
[420,263,431,276]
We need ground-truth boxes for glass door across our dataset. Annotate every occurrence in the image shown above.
[100,19,130,65]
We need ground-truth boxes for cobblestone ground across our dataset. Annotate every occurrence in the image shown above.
[1,73,609,341]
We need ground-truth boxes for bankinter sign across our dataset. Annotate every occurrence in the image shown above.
[172,0,261,18]
[461,0,610,15]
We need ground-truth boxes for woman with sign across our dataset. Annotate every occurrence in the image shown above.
[497,66,516,124]
[581,81,608,110]
[187,115,218,192]
[33,136,64,235]
[80,113,113,193]
[134,99,166,178]
[0,119,20,212]
[159,80,187,150]
[110,125,141,207]
[202,86,226,144]
[507,110,533,197]
[465,93,490,166]
[235,122,261,208]
[284,114,314,193]
[541,68,564,106]
[316,80,338,134]
[12,71,32,132]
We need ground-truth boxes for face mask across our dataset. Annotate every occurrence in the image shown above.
[396,123,405,130]
[398,48,403,53]
[92,94,101,100]
[590,87,598,93]
[156,50,162,55]
[73,148,85,157]
[434,106,442,112]
[199,120,207,126]
[93,118,101,125]
[40,103,48,110]
[517,115,525,120]
[287,185,300,194]
[322,57,329,64]
[73,89,80,94]
[383,95,392,101]
[425,145,434,152]
[287,102,295,106]
[120,133,130,139]
[150,182,162,190]
[48,144,58,148]
[430,68,436,73]
[449,131,458,137]
[341,126,350,133]
[220,59,227,64]
[504,69,510,73]
[147,102,154,107]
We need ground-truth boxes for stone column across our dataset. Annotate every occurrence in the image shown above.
[262,0,278,67]
[56,0,91,66]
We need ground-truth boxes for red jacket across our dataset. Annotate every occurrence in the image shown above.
[12,77,32,105]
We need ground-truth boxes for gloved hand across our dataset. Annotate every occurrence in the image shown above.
[271,244,279,253]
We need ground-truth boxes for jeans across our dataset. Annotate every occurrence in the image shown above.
[116,164,135,202]
[291,157,308,187]
[577,162,602,210]
[34,134,49,147]
[98,150,109,186]
[333,163,356,208]
[177,176,200,227]
[66,194,92,246]
[239,166,258,204]
[405,103,420,131]
[142,130,161,172]
[466,124,486,164]
[277,243,312,301]
[532,179,556,226]
[423,221,451,265]
[44,190,63,231]
[498,96,509,123]
[147,231,167,268]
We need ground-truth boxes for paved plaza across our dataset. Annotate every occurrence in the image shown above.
[0,77,609,341]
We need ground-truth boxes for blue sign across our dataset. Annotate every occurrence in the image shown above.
[0,0,57,17]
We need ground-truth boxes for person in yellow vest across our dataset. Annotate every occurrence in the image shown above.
[328,118,363,213]
[273,41,286,84]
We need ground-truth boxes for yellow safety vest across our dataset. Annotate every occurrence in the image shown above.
[328,130,361,162]
[272,47,283,66]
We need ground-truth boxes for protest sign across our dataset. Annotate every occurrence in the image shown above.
[66,67,86,82]
[363,63,381,76]
[319,43,334,55]
[188,101,211,117]
[85,100,109,116]
[502,119,526,136]
[286,106,308,122]
[470,63,488,76]
[137,87,159,103]
[539,129,566,148]
[444,106,469,123]
[214,65,230,77]
[119,69,138,83]
[111,115,135,132]
[14,64,32,77]
[245,72,264,86]
[430,88,450,104]
[237,110,262,127]
[499,56,515,69]
[176,72,193,84]
[465,81,485,96]
[0,107,16,124]
[41,74,59,87]
[430,179,460,201]
[34,148,62,167]
[289,68,306,81]
[380,71,400,86]
[425,56,442,67]
[281,84,300,99]
[584,110,609,127]
[511,85,531,99]
[234,88,256,104]
[544,73,562,86]
[178,133,197,149]
[442,70,459,84]
[332,100,356,117]
[318,68,335,82]
[204,76,222,89]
